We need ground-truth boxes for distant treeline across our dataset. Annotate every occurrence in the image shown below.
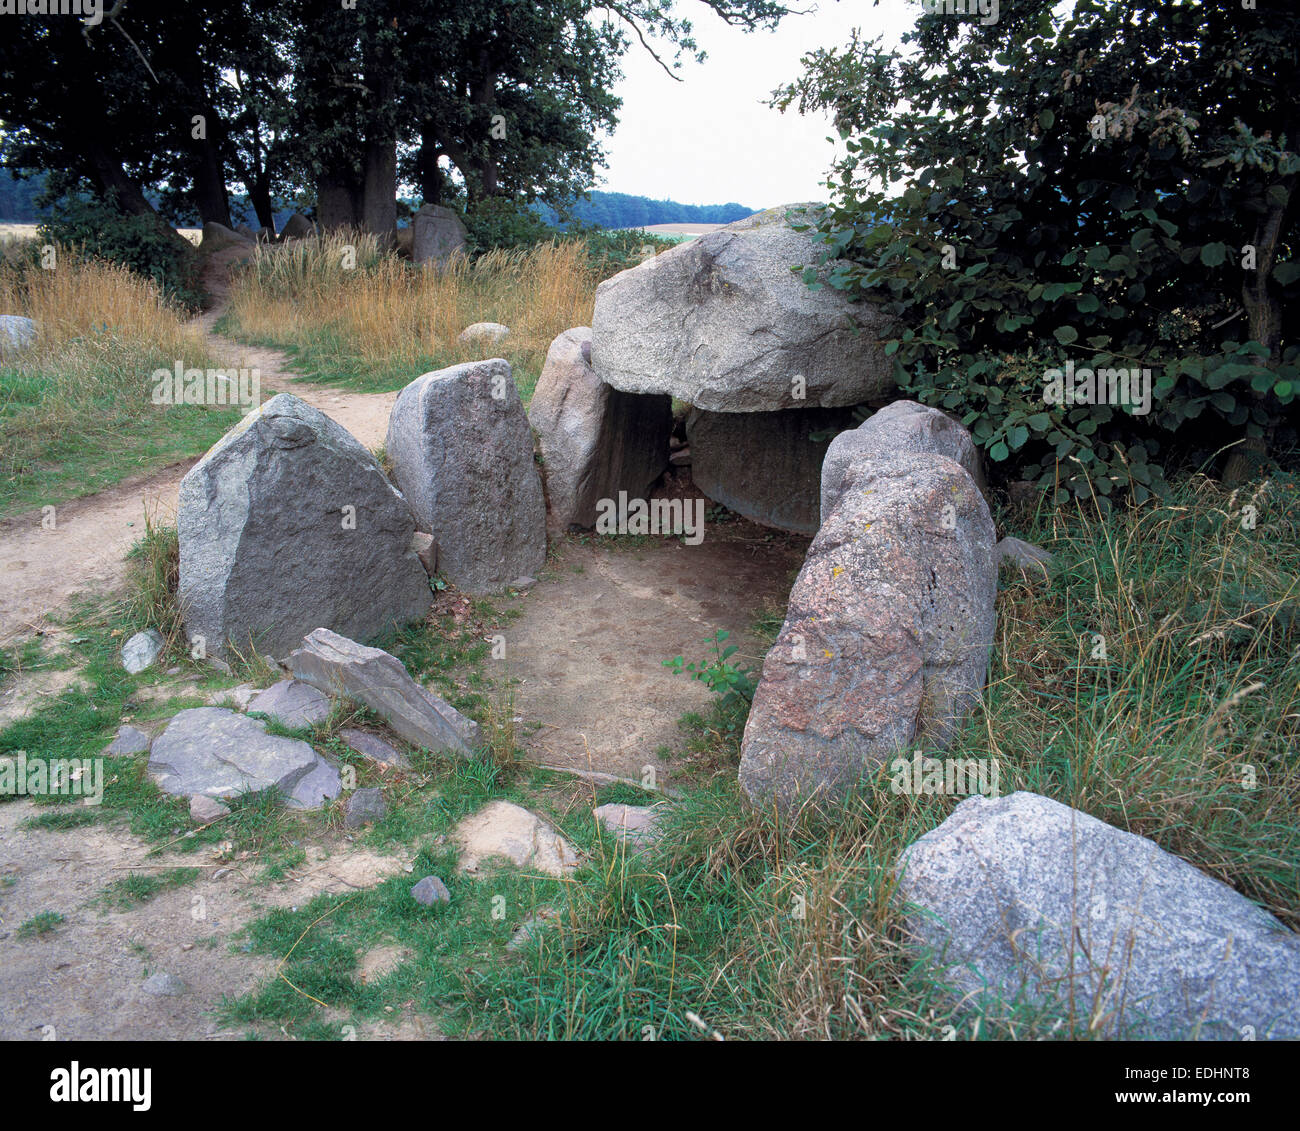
[533,191,758,230]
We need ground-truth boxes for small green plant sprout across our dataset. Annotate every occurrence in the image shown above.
[663,630,757,705]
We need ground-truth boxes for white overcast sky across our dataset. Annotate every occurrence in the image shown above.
[596,0,918,209]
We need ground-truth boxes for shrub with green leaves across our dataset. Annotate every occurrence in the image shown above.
[38,192,203,309]
[774,0,1299,506]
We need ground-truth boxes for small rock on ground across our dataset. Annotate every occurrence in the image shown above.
[411,875,451,905]
[454,800,581,878]
[121,629,165,674]
[593,803,663,847]
[104,725,151,756]
[345,787,387,829]
[189,794,231,822]
[142,972,186,997]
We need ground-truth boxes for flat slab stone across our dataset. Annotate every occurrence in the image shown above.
[247,679,331,729]
[338,727,411,769]
[148,706,337,809]
[289,628,478,756]
[897,792,1300,1040]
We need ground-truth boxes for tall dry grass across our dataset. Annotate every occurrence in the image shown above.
[221,230,601,396]
[0,251,227,515]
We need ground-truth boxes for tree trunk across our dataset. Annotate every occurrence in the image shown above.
[1223,172,1294,485]
[317,173,364,229]
[191,122,232,228]
[359,31,398,249]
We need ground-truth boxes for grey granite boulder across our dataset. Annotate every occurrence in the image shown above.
[247,680,331,729]
[411,204,467,266]
[896,792,1300,1040]
[344,787,387,829]
[148,707,341,809]
[386,360,546,594]
[178,394,430,659]
[0,315,37,353]
[739,453,996,815]
[529,327,672,530]
[591,205,894,412]
[458,322,510,348]
[104,725,151,756]
[121,629,165,674]
[279,213,314,240]
[821,400,987,523]
[997,536,1054,580]
[289,628,478,756]
[688,406,855,533]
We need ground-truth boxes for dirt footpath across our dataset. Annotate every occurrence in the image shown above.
[502,530,803,786]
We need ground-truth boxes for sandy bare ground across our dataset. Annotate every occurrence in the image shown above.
[501,528,803,788]
[0,796,424,1041]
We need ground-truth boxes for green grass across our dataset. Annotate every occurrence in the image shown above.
[218,472,1300,1040]
[17,910,65,939]
[0,372,240,518]
[96,867,201,910]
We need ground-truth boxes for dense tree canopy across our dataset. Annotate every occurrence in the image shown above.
[0,0,796,243]
[776,0,1298,497]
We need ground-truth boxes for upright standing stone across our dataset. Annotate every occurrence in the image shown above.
[178,394,430,660]
[279,213,315,240]
[386,360,546,594]
[529,327,671,530]
[412,204,468,266]
[739,453,996,815]
[896,792,1300,1040]
[821,400,987,522]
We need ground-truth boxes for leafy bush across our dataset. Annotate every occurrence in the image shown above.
[461,198,557,254]
[38,192,203,309]
[775,2,1300,506]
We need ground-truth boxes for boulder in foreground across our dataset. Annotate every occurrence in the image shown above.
[739,453,996,815]
[896,792,1300,1040]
